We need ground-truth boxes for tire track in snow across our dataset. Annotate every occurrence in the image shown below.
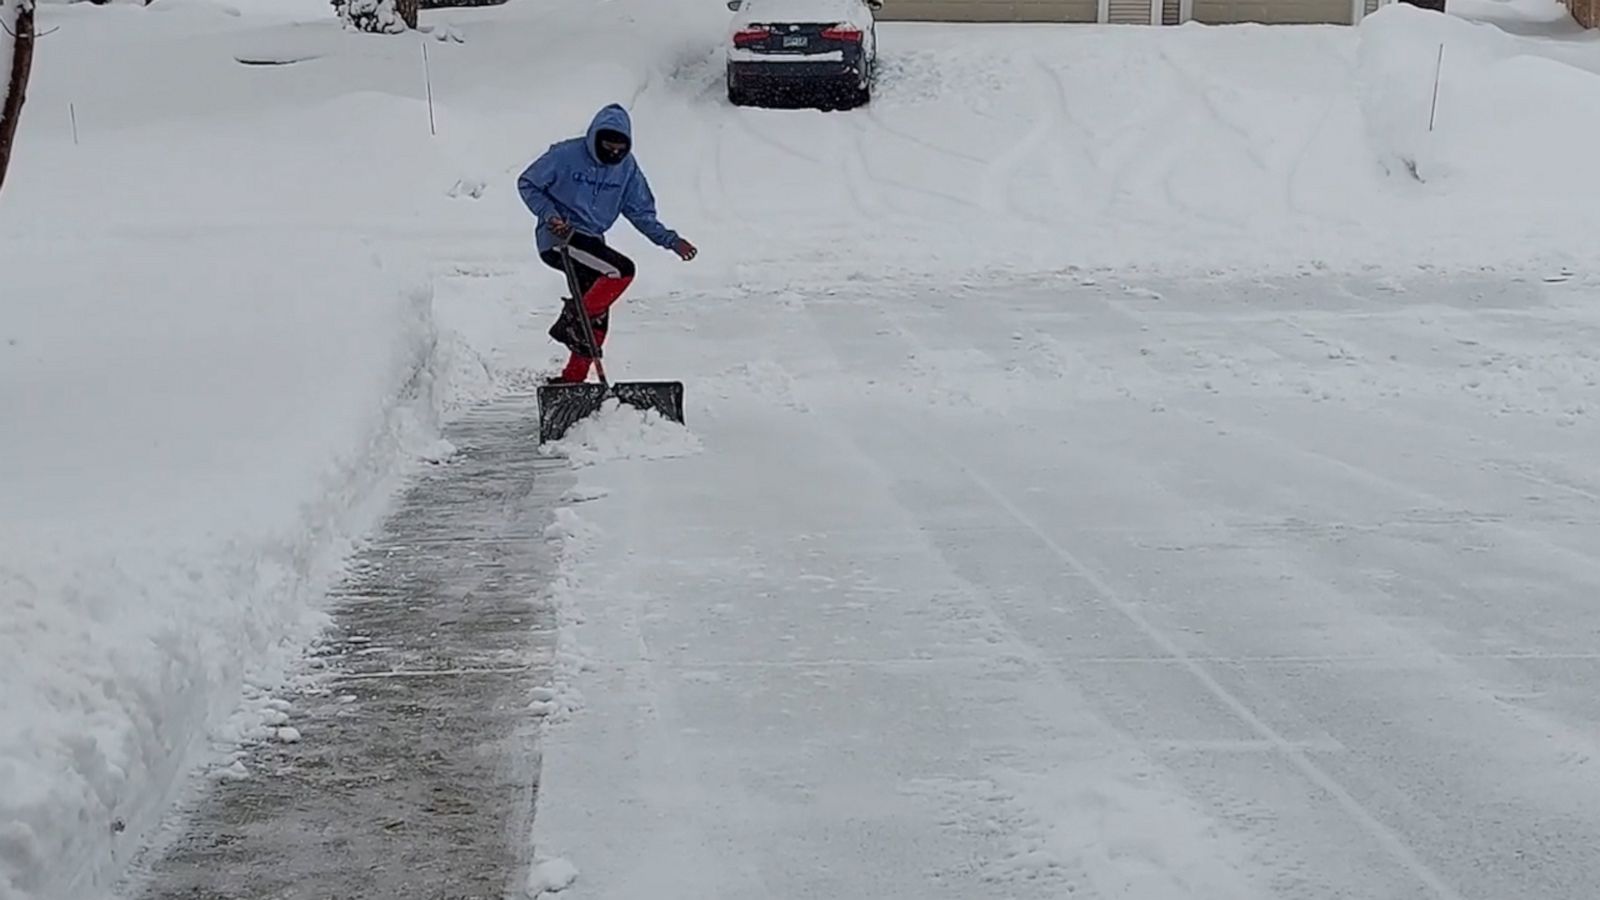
[865,100,988,166]
[977,59,1066,227]
[1038,59,1119,224]
[844,109,979,219]
[730,106,826,165]
[1153,46,1365,233]
[1058,45,1279,237]
[1040,57,1198,235]
[1155,47,1274,177]
[694,118,736,226]
[1282,93,1367,231]
[833,111,892,222]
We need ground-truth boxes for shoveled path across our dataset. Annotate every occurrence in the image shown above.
[131,394,565,900]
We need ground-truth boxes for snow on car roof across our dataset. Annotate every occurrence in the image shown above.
[732,0,873,25]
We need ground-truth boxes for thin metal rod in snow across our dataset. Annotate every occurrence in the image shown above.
[70,101,77,145]
[1429,43,1444,133]
[422,41,436,136]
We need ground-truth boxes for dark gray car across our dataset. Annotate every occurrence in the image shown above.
[725,0,881,109]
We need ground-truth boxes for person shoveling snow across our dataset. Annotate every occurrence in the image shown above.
[518,103,698,384]
[519,103,698,443]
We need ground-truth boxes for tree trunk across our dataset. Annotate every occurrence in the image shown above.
[397,0,418,29]
[0,0,36,197]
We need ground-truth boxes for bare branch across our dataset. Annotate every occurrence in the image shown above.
[0,21,55,39]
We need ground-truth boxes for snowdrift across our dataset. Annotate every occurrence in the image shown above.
[1355,5,1600,264]
[1358,4,1600,185]
[0,234,456,900]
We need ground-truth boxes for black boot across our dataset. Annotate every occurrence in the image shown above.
[548,302,597,357]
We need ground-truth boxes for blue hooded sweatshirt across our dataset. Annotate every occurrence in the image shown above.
[517,104,680,255]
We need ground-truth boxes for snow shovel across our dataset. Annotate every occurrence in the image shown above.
[536,239,685,444]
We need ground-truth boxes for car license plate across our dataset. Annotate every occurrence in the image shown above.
[783,35,808,48]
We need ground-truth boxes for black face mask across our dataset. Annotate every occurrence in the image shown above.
[594,129,631,166]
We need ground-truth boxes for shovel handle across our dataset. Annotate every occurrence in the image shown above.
[556,238,609,391]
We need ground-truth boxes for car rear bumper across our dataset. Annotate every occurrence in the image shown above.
[728,59,861,87]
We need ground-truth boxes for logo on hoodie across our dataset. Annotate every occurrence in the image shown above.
[571,170,623,190]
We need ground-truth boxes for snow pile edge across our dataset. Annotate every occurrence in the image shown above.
[0,235,475,900]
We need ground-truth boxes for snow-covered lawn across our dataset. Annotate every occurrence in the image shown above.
[3,0,1600,896]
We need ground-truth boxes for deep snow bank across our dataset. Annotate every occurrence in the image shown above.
[1357,5,1600,222]
[0,234,457,900]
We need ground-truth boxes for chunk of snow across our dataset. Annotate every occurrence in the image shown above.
[543,508,599,544]
[542,400,702,466]
[447,178,486,200]
[560,485,612,504]
[528,857,579,896]
[216,760,250,782]
[418,438,458,463]
[431,23,465,43]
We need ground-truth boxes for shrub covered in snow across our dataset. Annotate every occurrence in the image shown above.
[335,0,415,33]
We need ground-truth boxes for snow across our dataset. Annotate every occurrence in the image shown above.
[338,0,408,35]
[0,234,462,899]
[542,399,703,466]
[527,857,580,897]
[5,0,1600,895]
[732,0,877,26]
[1448,0,1582,28]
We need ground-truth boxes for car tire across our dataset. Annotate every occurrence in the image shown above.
[727,70,747,107]
[848,63,872,109]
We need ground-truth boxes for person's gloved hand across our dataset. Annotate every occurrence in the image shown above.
[673,238,698,262]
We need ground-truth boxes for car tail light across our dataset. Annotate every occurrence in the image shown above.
[733,26,771,46]
[820,24,863,41]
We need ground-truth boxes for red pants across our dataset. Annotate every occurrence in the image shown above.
[541,233,636,382]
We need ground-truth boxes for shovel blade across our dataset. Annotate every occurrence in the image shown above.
[537,381,685,445]
[537,382,608,444]
[612,381,685,425]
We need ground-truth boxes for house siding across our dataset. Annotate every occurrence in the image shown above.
[878,0,1099,21]
[1191,0,1352,21]
[880,0,1354,21]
